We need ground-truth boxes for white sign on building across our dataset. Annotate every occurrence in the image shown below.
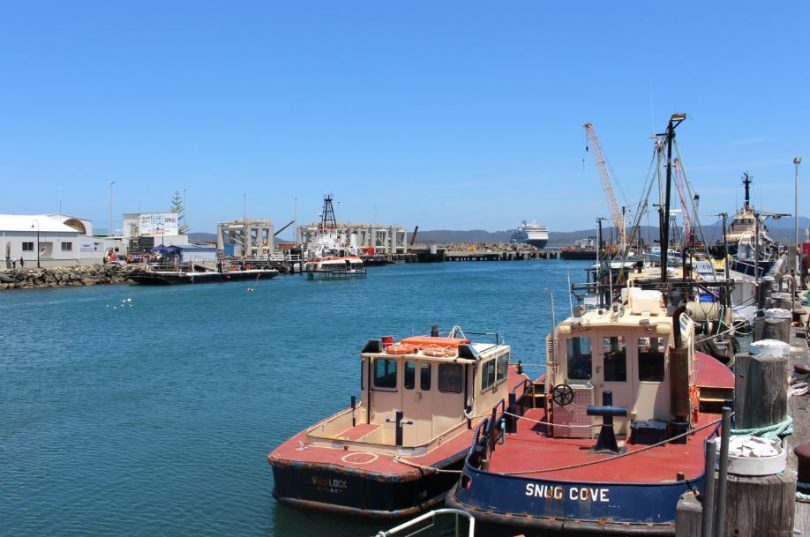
[123,213,179,237]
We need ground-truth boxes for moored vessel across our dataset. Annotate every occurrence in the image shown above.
[303,255,367,280]
[446,289,734,534]
[510,221,549,249]
[268,327,529,518]
[447,113,736,534]
[128,266,278,285]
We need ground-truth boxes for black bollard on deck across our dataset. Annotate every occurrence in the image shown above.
[587,390,628,453]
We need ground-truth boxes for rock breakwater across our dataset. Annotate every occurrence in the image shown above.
[0,264,139,291]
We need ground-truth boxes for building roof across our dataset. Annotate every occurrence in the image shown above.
[0,214,80,233]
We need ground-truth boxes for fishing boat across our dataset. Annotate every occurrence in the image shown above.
[446,288,734,534]
[268,327,530,518]
[709,173,780,278]
[303,255,367,280]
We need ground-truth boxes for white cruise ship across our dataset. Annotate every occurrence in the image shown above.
[509,220,549,249]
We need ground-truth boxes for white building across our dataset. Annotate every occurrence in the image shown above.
[0,214,105,268]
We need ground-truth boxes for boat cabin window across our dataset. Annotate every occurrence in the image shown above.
[405,361,432,390]
[374,358,398,389]
[482,359,496,390]
[602,336,627,382]
[567,336,592,381]
[638,337,666,382]
[497,354,508,382]
[404,361,416,389]
[438,363,463,393]
[482,354,510,390]
[420,363,431,391]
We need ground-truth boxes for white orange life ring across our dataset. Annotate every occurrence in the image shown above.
[385,344,416,355]
[422,346,456,357]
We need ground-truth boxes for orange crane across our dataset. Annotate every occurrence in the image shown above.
[584,123,626,254]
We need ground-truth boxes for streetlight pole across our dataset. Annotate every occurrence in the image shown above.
[108,180,115,236]
[795,156,802,275]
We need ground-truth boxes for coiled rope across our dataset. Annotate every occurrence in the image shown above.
[730,416,793,440]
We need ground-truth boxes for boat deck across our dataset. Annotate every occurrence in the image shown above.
[270,367,529,477]
[487,407,719,482]
[487,352,734,483]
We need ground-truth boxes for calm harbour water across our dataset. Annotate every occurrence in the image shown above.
[1,260,587,536]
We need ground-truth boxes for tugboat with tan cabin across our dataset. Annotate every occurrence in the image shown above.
[268,326,529,518]
[446,114,735,535]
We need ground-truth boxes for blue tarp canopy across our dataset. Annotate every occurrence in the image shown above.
[151,244,173,254]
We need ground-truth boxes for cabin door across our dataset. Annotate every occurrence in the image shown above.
[400,360,434,445]
[593,335,637,436]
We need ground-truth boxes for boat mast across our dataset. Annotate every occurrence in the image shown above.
[320,194,337,230]
[742,173,752,211]
[659,113,686,287]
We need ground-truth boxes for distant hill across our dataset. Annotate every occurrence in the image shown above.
[189,232,216,243]
[414,229,511,244]
[187,217,809,247]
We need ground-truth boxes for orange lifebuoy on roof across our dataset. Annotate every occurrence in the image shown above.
[422,346,456,357]
[385,344,416,355]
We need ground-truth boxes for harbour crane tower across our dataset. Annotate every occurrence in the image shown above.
[584,123,626,254]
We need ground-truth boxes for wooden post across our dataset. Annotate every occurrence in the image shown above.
[734,353,788,429]
[722,474,796,537]
[757,276,774,313]
[753,317,791,343]
[675,491,702,537]
[769,292,792,311]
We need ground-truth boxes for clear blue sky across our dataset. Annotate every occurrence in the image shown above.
[1,1,808,238]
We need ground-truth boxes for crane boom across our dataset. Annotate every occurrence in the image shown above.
[274,220,295,237]
[583,123,625,253]
[672,158,693,246]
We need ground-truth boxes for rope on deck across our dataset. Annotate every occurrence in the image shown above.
[501,417,722,476]
[392,456,463,474]
[797,481,810,502]
[730,416,793,440]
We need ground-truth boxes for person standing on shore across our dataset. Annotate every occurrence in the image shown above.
[19,256,24,268]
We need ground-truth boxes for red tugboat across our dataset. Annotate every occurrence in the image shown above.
[268,327,529,518]
[446,288,734,534]
[447,114,735,534]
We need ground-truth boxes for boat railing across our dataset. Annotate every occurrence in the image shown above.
[375,508,475,537]
[466,375,532,470]
[460,330,501,345]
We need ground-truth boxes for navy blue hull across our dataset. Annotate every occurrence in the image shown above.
[271,453,464,519]
[447,465,703,535]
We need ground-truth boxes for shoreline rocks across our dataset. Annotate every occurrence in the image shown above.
[0,264,140,291]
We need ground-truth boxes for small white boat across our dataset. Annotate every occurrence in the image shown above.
[303,255,367,280]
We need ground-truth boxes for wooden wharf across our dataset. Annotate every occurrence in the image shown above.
[409,245,560,263]
[676,256,810,537]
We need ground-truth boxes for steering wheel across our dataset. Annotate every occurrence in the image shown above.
[551,384,575,406]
